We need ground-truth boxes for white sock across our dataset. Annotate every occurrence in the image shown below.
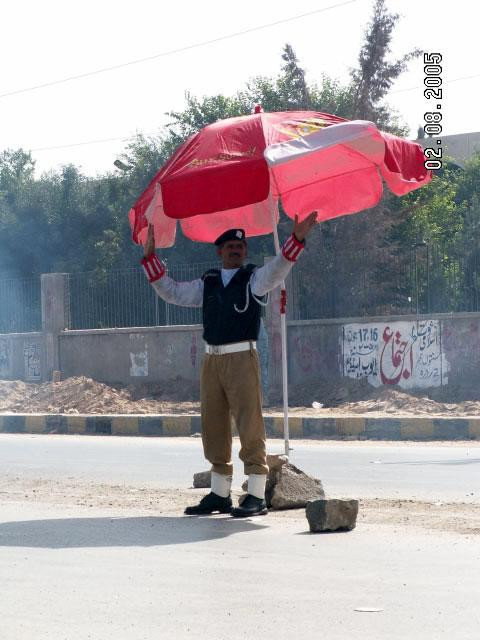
[211,471,232,498]
[248,474,267,500]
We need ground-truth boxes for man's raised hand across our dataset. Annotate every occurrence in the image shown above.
[144,224,155,257]
[293,211,318,242]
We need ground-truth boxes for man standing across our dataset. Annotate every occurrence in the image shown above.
[141,212,317,517]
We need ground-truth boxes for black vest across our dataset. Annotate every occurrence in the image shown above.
[202,264,265,345]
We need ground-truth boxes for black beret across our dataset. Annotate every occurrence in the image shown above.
[214,228,246,246]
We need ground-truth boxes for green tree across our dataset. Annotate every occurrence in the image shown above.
[350,0,421,134]
[310,0,424,311]
[456,152,480,206]
[0,149,35,201]
[0,149,38,274]
[277,43,310,109]
[390,167,461,248]
[165,94,248,145]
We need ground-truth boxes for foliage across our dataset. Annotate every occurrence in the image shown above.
[0,0,470,324]
[350,0,421,134]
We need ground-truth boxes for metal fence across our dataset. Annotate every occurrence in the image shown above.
[0,275,42,333]
[67,245,480,330]
[290,242,480,320]
[67,261,219,330]
[2,243,480,334]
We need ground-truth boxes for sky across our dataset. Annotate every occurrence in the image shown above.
[1,0,478,177]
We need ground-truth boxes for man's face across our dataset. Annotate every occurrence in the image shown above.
[217,240,247,269]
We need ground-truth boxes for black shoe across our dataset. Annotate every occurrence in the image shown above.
[231,494,268,518]
[184,492,233,515]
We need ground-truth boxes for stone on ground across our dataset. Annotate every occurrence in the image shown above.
[306,499,359,532]
[242,455,325,510]
[267,454,289,470]
[267,462,325,509]
[193,470,211,488]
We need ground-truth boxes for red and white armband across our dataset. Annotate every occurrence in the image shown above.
[141,253,166,282]
[281,233,305,262]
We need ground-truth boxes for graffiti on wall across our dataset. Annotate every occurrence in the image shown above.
[190,334,197,368]
[342,319,448,388]
[24,342,41,381]
[0,338,10,377]
[129,334,149,377]
[130,351,148,376]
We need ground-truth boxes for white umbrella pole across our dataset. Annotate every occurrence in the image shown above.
[269,195,290,458]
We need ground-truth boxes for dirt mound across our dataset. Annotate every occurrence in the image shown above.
[0,376,200,415]
[1,375,480,417]
[286,386,480,417]
[335,387,480,416]
[273,377,480,416]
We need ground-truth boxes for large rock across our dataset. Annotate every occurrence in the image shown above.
[306,499,359,532]
[267,463,325,509]
[243,458,325,509]
[241,454,289,492]
[195,454,325,511]
[267,454,289,470]
[193,470,211,488]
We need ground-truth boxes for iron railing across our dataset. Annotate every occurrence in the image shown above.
[290,242,480,319]
[67,261,219,330]
[2,242,480,333]
[0,275,41,333]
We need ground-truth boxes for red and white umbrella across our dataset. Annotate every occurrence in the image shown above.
[130,109,430,246]
[129,108,432,454]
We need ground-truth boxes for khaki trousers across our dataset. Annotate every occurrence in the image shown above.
[200,346,268,476]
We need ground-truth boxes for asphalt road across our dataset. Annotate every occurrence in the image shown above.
[1,434,479,640]
[0,434,479,502]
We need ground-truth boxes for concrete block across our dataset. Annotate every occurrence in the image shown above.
[112,416,139,435]
[303,417,336,438]
[139,416,163,436]
[3,415,26,433]
[267,454,289,470]
[67,416,87,434]
[400,418,434,439]
[264,417,275,436]
[272,417,303,438]
[191,416,202,434]
[306,499,359,532]
[241,454,289,492]
[162,416,191,436]
[365,418,402,439]
[241,456,323,509]
[468,419,480,439]
[335,418,365,437]
[193,470,211,488]
[433,418,469,440]
[25,415,46,434]
[45,414,68,433]
[267,462,325,510]
[85,417,112,434]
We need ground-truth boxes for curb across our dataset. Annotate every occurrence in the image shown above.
[0,414,479,440]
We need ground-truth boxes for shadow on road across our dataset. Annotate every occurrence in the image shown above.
[0,515,268,549]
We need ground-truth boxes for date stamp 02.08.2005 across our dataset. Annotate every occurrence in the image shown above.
[422,52,443,171]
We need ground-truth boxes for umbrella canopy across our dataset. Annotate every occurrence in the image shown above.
[129,110,431,247]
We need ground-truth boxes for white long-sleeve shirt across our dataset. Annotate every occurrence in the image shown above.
[141,233,305,308]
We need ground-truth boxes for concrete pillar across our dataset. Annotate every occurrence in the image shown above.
[41,273,69,381]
